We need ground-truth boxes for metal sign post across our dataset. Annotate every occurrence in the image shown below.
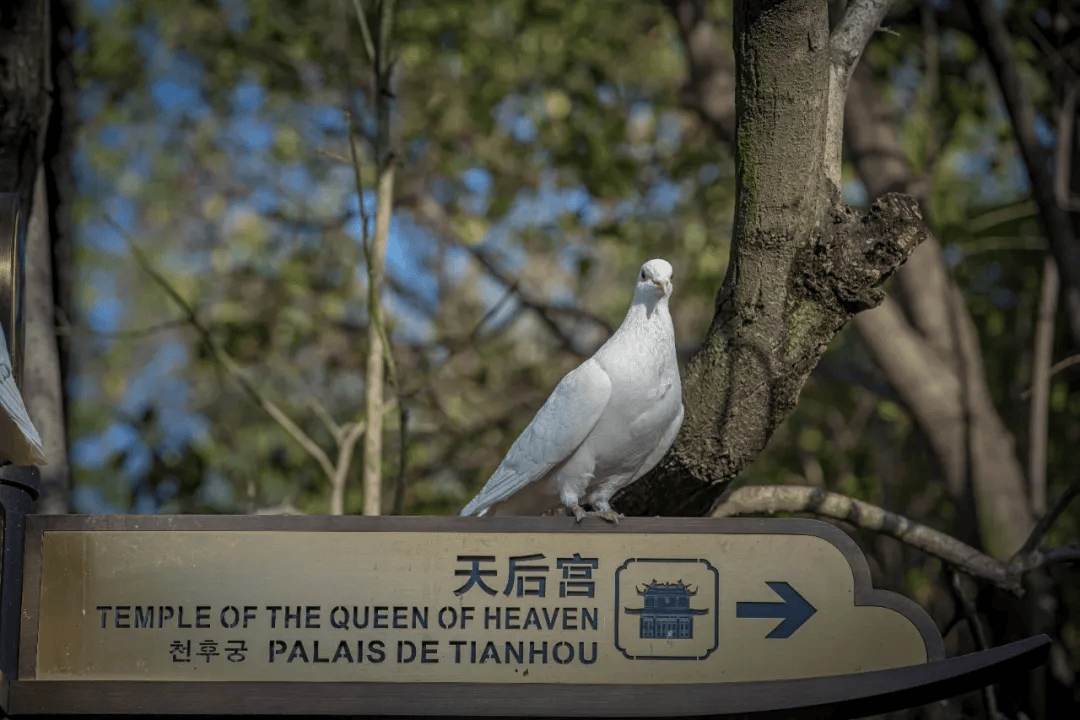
[1,515,1050,718]
[0,193,25,389]
[0,192,40,686]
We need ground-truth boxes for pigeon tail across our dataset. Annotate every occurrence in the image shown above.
[459,496,487,517]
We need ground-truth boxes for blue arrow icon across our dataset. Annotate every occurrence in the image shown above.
[736,581,816,638]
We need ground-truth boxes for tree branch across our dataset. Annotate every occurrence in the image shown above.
[349,0,400,518]
[853,297,966,490]
[330,417,367,516]
[845,60,1034,558]
[116,215,386,516]
[830,0,895,79]
[825,0,899,189]
[664,0,736,144]
[1028,255,1058,516]
[964,0,1080,299]
[713,484,1077,595]
[1016,481,1080,558]
[1020,354,1080,399]
[349,0,376,65]
[112,219,338,482]
[410,192,614,356]
[946,568,1002,718]
[360,159,395,516]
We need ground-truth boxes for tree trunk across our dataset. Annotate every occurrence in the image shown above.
[0,0,70,511]
[616,0,927,516]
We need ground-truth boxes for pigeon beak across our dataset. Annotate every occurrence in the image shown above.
[653,279,671,295]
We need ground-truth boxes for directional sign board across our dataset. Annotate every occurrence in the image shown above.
[22,515,941,684]
[11,515,1048,717]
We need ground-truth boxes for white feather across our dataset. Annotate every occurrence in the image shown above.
[0,329,45,466]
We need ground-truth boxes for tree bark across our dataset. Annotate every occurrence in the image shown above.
[649,0,1034,559]
[615,0,927,516]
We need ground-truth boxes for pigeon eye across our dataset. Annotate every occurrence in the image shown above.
[640,270,646,280]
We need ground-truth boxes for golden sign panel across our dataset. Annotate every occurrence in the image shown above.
[22,516,943,684]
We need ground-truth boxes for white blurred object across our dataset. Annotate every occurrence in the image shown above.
[0,328,45,466]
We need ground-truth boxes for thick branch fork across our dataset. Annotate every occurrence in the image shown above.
[615,0,926,517]
[796,193,929,316]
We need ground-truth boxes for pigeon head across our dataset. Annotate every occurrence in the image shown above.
[635,259,674,300]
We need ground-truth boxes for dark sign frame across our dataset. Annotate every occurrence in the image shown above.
[6,515,1049,719]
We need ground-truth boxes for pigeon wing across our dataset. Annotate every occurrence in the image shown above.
[460,358,612,516]
[0,329,45,466]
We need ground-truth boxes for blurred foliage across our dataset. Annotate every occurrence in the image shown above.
[66,0,1078,708]
[70,0,733,517]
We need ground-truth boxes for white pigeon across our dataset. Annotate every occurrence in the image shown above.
[460,258,683,523]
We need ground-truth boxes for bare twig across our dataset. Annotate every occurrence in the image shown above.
[330,418,367,516]
[713,484,1078,594]
[349,0,377,65]
[308,396,343,444]
[468,244,614,339]
[110,218,338,482]
[1054,83,1080,348]
[1021,354,1080,400]
[1016,482,1080,558]
[946,569,1001,718]
[664,0,736,144]
[948,570,991,650]
[313,148,353,166]
[410,196,613,357]
[112,217,375,515]
[1028,254,1058,515]
[1022,86,1079,467]
[966,201,1036,234]
[56,317,197,338]
[1051,75,1075,249]
[964,0,1080,299]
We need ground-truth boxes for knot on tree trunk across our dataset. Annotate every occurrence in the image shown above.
[796,193,929,316]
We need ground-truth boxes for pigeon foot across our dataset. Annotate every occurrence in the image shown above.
[585,509,623,524]
[568,503,588,522]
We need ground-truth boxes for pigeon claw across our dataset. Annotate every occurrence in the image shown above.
[569,503,588,522]
[597,510,624,524]
[586,509,623,524]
